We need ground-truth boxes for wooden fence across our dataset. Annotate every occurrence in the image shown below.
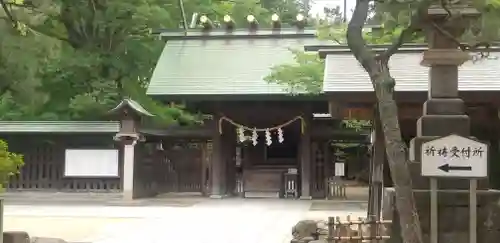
[326,177,347,199]
[324,216,391,243]
[5,134,122,192]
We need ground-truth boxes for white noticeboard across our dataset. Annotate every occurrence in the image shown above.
[421,135,488,178]
[334,163,345,177]
[64,149,119,177]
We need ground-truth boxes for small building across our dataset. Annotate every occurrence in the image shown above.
[316,44,500,141]
[315,44,500,188]
[143,29,368,199]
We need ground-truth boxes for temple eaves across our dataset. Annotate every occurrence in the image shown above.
[307,43,500,59]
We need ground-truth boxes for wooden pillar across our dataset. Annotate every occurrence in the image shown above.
[201,142,211,196]
[368,107,385,218]
[486,105,499,187]
[226,127,237,196]
[300,114,312,199]
[210,114,227,198]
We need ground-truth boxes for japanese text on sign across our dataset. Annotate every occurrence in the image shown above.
[424,146,484,159]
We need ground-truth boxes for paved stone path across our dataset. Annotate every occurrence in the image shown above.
[4,199,366,243]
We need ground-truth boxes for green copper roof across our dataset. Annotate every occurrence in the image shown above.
[109,98,154,117]
[147,32,324,96]
[322,51,500,92]
[0,121,119,133]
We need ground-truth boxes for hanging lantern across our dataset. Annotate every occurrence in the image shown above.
[277,127,284,143]
[238,126,246,143]
[251,128,258,146]
[265,129,272,146]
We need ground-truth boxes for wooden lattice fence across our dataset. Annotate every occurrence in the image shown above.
[326,177,347,199]
[322,216,391,243]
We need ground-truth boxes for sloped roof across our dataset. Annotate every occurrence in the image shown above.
[109,98,154,117]
[0,121,120,133]
[323,52,500,92]
[147,30,326,96]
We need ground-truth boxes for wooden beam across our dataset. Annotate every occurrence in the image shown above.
[300,114,312,199]
[328,101,424,120]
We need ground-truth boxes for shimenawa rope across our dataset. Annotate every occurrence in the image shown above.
[218,116,305,134]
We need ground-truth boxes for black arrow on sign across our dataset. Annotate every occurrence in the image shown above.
[438,164,472,172]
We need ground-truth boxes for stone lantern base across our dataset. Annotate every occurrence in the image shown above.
[381,2,500,242]
[383,188,500,243]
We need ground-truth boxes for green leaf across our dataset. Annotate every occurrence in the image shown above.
[0,139,24,191]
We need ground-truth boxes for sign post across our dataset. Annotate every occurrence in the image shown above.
[421,134,488,243]
[470,179,477,243]
[429,177,438,243]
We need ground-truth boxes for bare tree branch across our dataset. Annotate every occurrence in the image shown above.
[377,27,417,64]
[430,21,491,51]
[346,0,377,74]
[431,0,493,60]
[440,0,453,19]
[376,1,430,64]
[1,0,72,45]
[0,0,18,28]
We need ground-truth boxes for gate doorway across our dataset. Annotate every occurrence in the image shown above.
[159,141,208,194]
[310,139,369,199]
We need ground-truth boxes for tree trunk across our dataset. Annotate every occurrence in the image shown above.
[373,68,424,243]
[345,1,424,243]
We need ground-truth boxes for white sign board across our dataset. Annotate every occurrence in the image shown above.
[334,163,345,177]
[421,135,488,178]
[64,149,119,177]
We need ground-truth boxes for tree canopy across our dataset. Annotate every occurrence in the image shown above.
[0,0,307,124]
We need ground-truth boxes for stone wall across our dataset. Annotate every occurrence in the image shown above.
[383,188,500,243]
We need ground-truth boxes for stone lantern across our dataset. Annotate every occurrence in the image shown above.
[411,0,482,188]
[109,98,154,200]
[382,2,500,243]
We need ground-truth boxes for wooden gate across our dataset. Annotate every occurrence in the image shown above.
[161,141,204,193]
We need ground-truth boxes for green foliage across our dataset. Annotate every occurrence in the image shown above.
[193,0,305,27]
[0,0,306,123]
[266,1,500,132]
[374,0,500,44]
[265,21,427,95]
[265,49,324,94]
[266,0,500,97]
[0,139,23,190]
[342,119,372,131]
